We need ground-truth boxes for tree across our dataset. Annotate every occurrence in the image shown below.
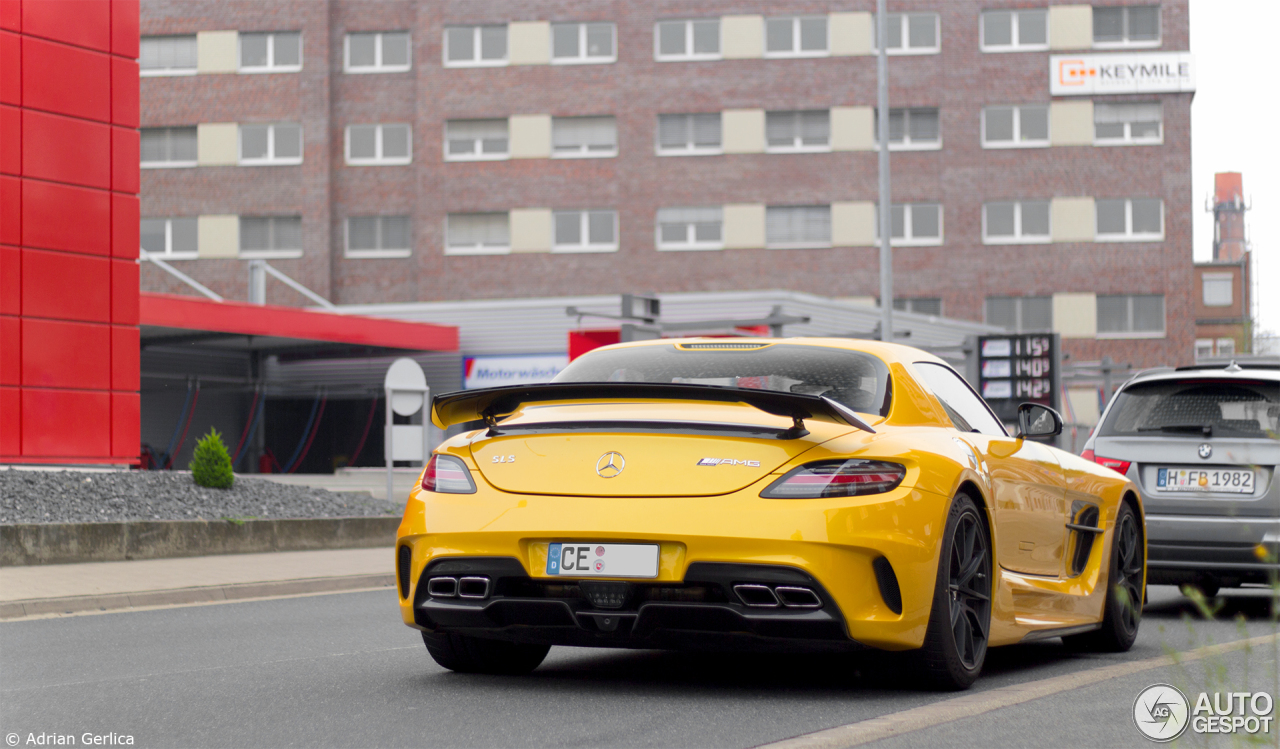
[190,428,235,489]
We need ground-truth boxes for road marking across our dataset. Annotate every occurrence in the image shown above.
[0,585,395,622]
[756,632,1280,749]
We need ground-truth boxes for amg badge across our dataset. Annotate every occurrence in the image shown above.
[697,458,761,467]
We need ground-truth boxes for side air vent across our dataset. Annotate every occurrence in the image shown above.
[1069,503,1102,577]
[872,557,903,615]
[396,545,412,599]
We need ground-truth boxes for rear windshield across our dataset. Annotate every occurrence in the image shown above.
[553,343,892,416]
[1098,379,1280,438]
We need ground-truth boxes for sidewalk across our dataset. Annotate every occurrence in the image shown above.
[0,547,395,620]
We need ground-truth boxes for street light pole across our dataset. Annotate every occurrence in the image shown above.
[876,0,893,342]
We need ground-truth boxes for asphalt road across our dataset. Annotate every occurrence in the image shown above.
[1,587,1276,749]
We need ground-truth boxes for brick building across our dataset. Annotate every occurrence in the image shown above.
[1193,171,1252,359]
[137,0,1195,368]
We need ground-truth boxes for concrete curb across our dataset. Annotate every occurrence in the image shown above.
[0,573,396,620]
[0,517,401,566]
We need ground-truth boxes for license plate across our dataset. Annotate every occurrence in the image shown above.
[1155,467,1255,494]
[545,543,659,578]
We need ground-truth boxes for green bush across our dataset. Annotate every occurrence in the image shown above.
[190,428,235,489]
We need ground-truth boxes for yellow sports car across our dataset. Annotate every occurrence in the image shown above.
[396,338,1144,689]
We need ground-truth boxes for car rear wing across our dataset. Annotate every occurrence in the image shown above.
[430,382,876,438]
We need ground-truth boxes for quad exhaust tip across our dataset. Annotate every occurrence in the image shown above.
[734,583,822,608]
[427,577,459,598]
[774,586,822,608]
[427,575,491,599]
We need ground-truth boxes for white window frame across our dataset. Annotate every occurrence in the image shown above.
[655,113,722,156]
[1216,338,1235,356]
[140,217,198,259]
[344,124,412,166]
[238,32,302,74]
[654,19,722,61]
[551,22,617,65]
[979,10,1049,53]
[238,216,303,260]
[551,117,618,159]
[1194,339,1214,359]
[1095,198,1164,242]
[344,215,411,259]
[444,119,510,162]
[443,25,509,68]
[445,213,511,256]
[343,31,412,74]
[656,207,723,251]
[553,210,619,253]
[1092,5,1161,49]
[140,126,198,169]
[1202,272,1233,307]
[766,205,832,249]
[1096,294,1165,339]
[893,297,944,316]
[982,201,1051,245]
[765,110,831,154]
[985,296,1053,333]
[139,35,197,77]
[872,13,941,55]
[877,203,943,246]
[1093,103,1163,146]
[877,107,942,151]
[981,105,1050,149]
[238,123,303,166]
[764,16,829,58]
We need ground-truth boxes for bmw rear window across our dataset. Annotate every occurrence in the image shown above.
[1098,379,1280,438]
[553,343,892,417]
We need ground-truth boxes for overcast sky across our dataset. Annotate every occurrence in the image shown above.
[1189,0,1279,345]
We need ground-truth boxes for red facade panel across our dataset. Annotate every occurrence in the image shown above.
[111,192,138,258]
[110,0,138,59]
[111,390,139,458]
[0,0,19,32]
[0,244,18,314]
[110,57,138,128]
[0,104,19,173]
[21,179,111,255]
[22,0,109,52]
[21,248,110,323]
[21,387,111,457]
[21,317,110,390]
[111,125,138,192]
[0,312,17,384]
[110,323,138,390]
[21,108,110,189]
[0,174,17,244]
[0,30,18,106]
[22,36,110,122]
[0,385,18,456]
[111,257,138,324]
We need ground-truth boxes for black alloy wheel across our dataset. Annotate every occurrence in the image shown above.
[917,492,991,690]
[1064,501,1143,652]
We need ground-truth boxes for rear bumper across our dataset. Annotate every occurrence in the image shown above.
[1146,513,1279,584]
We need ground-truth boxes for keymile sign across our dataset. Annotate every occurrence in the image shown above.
[463,355,569,389]
[1051,51,1195,96]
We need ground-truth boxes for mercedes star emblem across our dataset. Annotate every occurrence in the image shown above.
[1198,443,1213,460]
[596,452,625,478]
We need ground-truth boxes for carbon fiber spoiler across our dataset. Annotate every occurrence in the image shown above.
[430,382,876,437]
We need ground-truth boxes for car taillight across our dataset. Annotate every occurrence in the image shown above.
[1081,449,1131,476]
[421,454,477,494]
[761,460,906,499]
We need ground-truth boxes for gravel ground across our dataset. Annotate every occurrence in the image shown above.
[0,469,400,524]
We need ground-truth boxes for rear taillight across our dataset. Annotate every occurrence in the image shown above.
[761,460,906,499]
[1081,449,1131,476]
[421,454,477,494]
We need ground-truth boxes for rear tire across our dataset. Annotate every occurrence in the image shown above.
[422,631,550,674]
[915,492,991,690]
[1063,502,1143,652]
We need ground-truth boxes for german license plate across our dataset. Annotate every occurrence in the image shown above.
[546,543,659,578]
[1156,468,1255,494]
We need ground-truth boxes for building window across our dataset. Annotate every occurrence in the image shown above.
[445,119,509,161]
[346,216,410,258]
[982,105,1049,148]
[140,35,197,76]
[983,201,1050,244]
[345,124,411,166]
[656,207,723,251]
[240,123,303,166]
[239,32,302,73]
[656,113,721,155]
[1094,103,1162,145]
[893,297,943,315]
[554,210,618,253]
[765,16,828,57]
[140,217,197,259]
[1096,198,1163,241]
[1202,273,1233,307]
[766,206,831,248]
[878,203,943,246]
[1216,338,1235,356]
[765,110,830,152]
[1093,6,1160,47]
[552,117,617,158]
[655,19,720,61]
[240,216,302,259]
[552,22,615,64]
[980,9,1048,51]
[445,25,507,66]
[446,213,509,255]
[873,13,940,54]
[876,107,941,150]
[986,296,1052,332]
[345,31,411,73]
[140,127,197,168]
[1097,294,1164,336]
[1195,339,1214,359]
